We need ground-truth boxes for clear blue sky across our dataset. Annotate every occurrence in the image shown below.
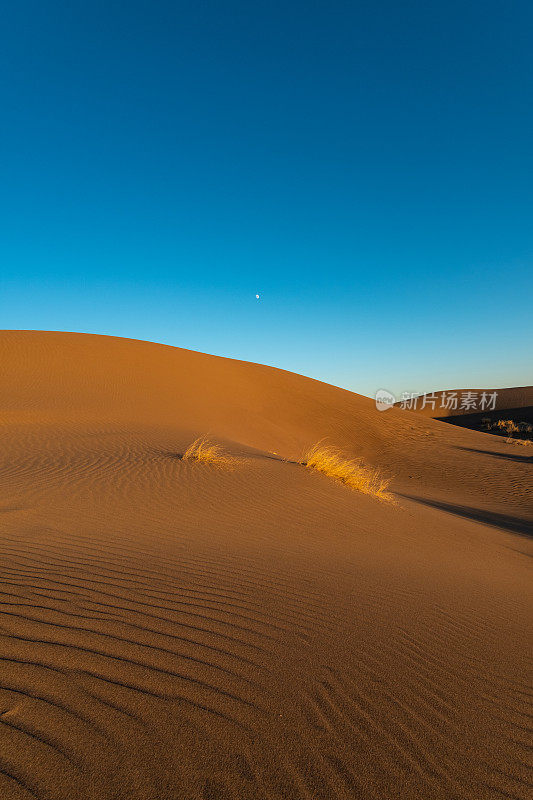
[1,1,532,397]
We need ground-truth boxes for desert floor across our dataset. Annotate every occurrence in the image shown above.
[0,331,531,800]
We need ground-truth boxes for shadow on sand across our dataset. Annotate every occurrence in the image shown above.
[400,494,533,538]
[455,446,532,464]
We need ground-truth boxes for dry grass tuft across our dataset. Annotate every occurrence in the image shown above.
[300,442,393,502]
[182,437,240,469]
[496,419,519,435]
[491,419,533,444]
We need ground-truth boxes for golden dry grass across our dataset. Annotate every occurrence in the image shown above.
[496,419,519,435]
[182,437,240,469]
[493,419,533,444]
[300,442,393,501]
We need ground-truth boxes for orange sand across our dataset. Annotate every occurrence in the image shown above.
[0,331,531,800]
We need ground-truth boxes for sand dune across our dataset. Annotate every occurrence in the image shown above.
[0,331,531,800]
[395,386,533,419]
[394,386,533,439]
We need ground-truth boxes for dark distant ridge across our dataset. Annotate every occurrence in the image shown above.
[394,386,533,437]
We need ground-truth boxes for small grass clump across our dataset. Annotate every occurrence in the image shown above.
[496,419,519,436]
[300,443,393,502]
[182,437,239,469]
[491,419,533,444]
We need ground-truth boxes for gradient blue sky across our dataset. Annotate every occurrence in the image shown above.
[1,1,532,397]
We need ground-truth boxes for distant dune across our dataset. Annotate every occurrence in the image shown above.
[0,331,531,800]
[394,386,533,438]
[394,385,533,418]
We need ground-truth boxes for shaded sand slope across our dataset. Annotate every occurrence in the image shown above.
[0,331,531,800]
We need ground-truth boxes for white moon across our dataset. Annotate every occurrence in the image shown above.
[255,294,260,299]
